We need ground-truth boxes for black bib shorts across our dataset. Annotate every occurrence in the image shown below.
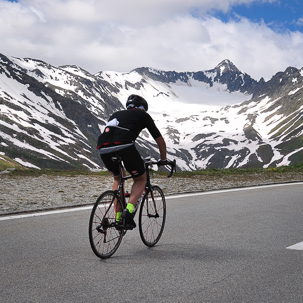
[101,144,145,178]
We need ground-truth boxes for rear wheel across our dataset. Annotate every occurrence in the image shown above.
[89,191,124,259]
[139,186,166,247]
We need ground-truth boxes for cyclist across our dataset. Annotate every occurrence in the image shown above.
[97,94,167,228]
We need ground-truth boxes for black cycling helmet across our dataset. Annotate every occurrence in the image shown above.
[126,94,148,111]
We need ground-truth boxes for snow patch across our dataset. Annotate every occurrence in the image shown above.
[14,158,41,169]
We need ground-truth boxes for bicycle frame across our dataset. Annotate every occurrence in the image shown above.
[89,155,176,258]
[110,155,175,217]
[98,156,132,224]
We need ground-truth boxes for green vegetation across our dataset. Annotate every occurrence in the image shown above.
[1,154,302,177]
[159,162,303,177]
[0,166,109,177]
[0,155,28,171]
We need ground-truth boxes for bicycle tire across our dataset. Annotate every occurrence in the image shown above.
[89,190,124,259]
[139,185,166,247]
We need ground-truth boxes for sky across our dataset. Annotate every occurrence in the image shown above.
[1,0,303,80]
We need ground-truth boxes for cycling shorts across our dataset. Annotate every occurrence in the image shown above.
[100,144,145,178]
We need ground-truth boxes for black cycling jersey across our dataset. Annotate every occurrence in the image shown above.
[109,108,161,140]
[98,108,162,177]
[97,108,161,150]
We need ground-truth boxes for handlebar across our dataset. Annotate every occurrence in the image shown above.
[143,158,176,178]
[165,159,176,178]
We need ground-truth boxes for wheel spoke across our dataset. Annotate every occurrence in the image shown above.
[89,191,124,258]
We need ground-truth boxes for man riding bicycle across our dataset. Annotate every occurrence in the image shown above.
[97,94,167,228]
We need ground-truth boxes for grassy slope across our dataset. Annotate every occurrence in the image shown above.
[1,155,302,177]
[0,155,28,171]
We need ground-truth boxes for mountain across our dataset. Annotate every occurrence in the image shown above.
[0,54,302,171]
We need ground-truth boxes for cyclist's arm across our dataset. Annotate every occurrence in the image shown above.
[142,112,166,160]
[155,136,167,161]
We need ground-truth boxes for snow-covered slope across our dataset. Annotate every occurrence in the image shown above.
[0,53,302,170]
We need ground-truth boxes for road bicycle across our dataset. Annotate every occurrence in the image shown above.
[89,156,176,259]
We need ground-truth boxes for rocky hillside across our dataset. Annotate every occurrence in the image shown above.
[0,53,302,170]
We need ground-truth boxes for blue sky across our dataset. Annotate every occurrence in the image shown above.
[1,0,303,80]
[213,0,303,32]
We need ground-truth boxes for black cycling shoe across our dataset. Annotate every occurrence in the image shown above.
[114,220,124,230]
[115,220,135,230]
[122,209,136,229]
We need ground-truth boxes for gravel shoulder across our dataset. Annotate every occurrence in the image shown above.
[1,172,303,215]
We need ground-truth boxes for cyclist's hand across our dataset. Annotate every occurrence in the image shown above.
[157,159,168,166]
[157,159,176,177]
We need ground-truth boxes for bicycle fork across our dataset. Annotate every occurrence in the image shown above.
[146,190,159,218]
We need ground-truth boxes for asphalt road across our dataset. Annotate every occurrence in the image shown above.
[1,182,303,303]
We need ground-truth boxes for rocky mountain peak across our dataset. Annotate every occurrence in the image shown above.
[214,59,241,74]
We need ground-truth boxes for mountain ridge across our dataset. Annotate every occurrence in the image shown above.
[0,53,302,170]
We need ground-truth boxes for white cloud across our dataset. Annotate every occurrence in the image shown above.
[0,0,302,80]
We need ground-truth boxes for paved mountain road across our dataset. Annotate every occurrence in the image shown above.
[1,183,303,303]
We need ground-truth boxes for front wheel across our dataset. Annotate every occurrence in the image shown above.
[89,191,124,259]
[139,185,166,247]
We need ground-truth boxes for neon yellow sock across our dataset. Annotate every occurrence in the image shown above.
[126,203,134,213]
[116,212,122,221]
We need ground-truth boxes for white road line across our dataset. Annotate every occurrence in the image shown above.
[0,182,302,221]
[166,181,303,200]
[0,206,92,221]
[287,241,303,250]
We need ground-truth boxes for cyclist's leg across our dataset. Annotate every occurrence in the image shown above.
[111,167,126,191]
[112,175,123,221]
[100,153,124,221]
[118,145,146,227]
[128,172,146,206]
[119,173,146,229]
[100,152,120,176]
[117,145,146,207]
